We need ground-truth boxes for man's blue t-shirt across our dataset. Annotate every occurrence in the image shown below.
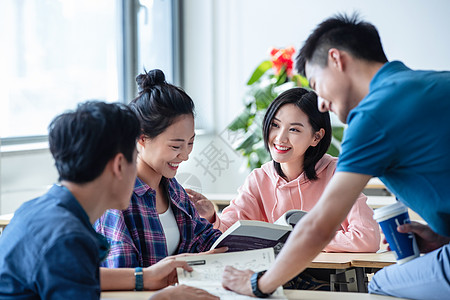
[0,185,110,299]
[337,61,450,236]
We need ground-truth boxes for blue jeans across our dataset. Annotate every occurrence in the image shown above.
[369,243,450,300]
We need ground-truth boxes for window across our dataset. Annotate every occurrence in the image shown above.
[0,0,178,140]
[137,0,179,84]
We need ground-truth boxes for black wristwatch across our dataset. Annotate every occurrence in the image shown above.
[250,270,274,298]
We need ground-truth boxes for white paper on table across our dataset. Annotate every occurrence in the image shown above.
[176,248,286,299]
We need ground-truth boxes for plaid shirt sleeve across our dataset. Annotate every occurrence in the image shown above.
[94,209,139,268]
[188,201,223,253]
[170,179,222,253]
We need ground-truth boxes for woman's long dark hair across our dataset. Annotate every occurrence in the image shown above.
[263,88,331,181]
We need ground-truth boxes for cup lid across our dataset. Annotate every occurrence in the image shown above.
[373,201,408,221]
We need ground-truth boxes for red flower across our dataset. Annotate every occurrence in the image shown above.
[269,46,295,77]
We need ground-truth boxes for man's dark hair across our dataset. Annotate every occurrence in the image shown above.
[263,88,331,181]
[48,101,141,183]
[129,69,195,139]
[296,12,388,76]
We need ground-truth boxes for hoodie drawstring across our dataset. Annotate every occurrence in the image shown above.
[298,180,304,211]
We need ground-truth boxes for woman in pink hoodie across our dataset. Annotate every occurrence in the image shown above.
[189,87,380,253]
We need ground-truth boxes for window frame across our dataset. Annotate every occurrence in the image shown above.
[0,0,180,152]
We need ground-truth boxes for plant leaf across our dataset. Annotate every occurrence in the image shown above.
[228,109,253,131]
[275,66,287,85]
[327,143,340,157]
[292,74,310,88]
[254,143,271,164]
[247,61,273,85]
[249,152,262,169]
[235,133,258,152]
[254,86,275,110]
[331,126,345,142]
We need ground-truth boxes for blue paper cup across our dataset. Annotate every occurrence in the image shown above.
[373,201,419,264]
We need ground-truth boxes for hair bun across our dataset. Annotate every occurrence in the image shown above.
[136,69,166,91]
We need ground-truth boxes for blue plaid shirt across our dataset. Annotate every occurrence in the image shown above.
[95,177,222,267]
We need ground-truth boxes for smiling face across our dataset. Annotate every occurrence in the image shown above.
[137,114,195,181]
[305,52,356,124]
[268,103,321,168]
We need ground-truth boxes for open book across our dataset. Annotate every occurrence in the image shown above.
[176,248,286,299]
[209,220,292,252]
[210,210,307,253]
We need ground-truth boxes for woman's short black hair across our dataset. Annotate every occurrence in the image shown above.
[263,88,331,181]
[48,101,141,183]
[129,69,195,138]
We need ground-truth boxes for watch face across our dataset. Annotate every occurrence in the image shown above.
[251,271,271,298]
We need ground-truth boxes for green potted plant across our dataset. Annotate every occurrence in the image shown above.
[228,47,343,169]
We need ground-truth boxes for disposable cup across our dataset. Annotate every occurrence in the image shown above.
[373,201,419,264]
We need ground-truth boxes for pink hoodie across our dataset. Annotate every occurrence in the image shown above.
[213,154,380,252]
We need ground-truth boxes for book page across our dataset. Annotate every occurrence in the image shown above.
[274,214,289,226]
[176,248,286,299]
[274,209,307,226]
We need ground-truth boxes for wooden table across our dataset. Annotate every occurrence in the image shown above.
[101,291,154,300]
[0,213,13,225]
[366,196,396,209]
[307,251,396,293]
[100,254,399,298]
[310,251,396,269]
[365,178,387,190]
[308,253,352,269]
[347,252,397,268]
[205,192,235,211]
[101,289,406,299]
[0,213,13,235]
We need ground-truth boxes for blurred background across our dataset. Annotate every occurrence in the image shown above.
[1,0,450,214]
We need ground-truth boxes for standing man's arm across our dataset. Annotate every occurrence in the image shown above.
[222,172,372,296]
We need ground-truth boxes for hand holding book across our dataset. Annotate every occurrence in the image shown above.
[209,210,307,253]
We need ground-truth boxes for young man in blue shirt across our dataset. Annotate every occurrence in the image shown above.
[221,14,450,300]
[0,101,218,299]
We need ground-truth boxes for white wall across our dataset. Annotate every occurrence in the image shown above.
[1,148,57,214]
[178,0,450,197]
[183,0,450,132]
[2,0,450,214]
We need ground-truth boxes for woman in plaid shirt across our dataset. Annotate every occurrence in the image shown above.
[95,69,223,290]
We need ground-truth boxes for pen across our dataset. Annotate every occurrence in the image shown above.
[187,260,206,266]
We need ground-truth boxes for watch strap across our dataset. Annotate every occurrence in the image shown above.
[134,267,144,291]
[251,270,273,298]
